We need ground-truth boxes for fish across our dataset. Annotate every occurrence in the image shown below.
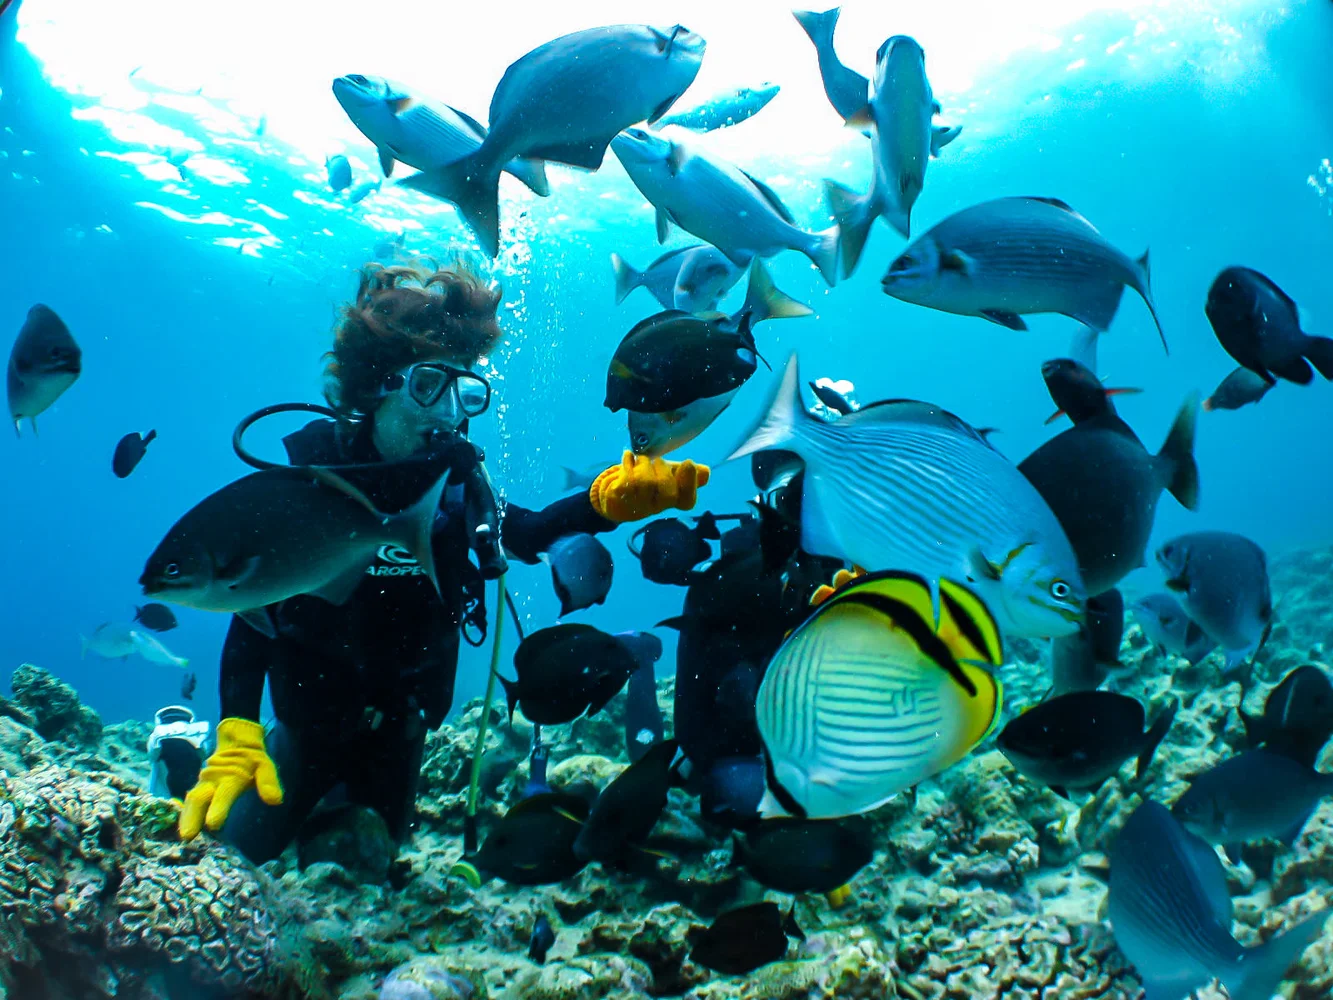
[735,816,874,893]
[1171,749,1333,854]
[331,74,548,194]
[808,378,856,415]
[573,739,680,864]
[1156,532,1273,671]
[1132,593,1217,666]
[1019,373,1199,597]
[997,691,1177,797]
[1039,356,1141,425]
[133,602,178,632]
[688,902,804,976]
[627,515,717,585]
[112,429,157,479]
[619,630,665,762]
[472,791,592,885]
[1239,665,1333,768]
[1050,589,1125,696]
[80,622,189,668]
[543,533,613,616]
[756,570,1004,820]
[140,461,450,639]
[8,304,82,435]
[399,25,705,256]
[730,353,1086,639]
[325,154,352,192]
[1204,366,1275,412]
[1205,266,1333,386]
[1108,799,1328,1000]
[610,245,744,313]
[527,915,555,964]
[825,35,951,272]
[501,624,640,725]
[559,463,604,494]
[611,128,840,286]
[656,82,780,132]
[180,671,197,701]
[696,756,766,828]
[132,630,190,669]
[791,8,868,121]
[880,196,1168,353]
[346,178,380,204]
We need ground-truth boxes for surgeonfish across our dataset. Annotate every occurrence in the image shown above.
[755,570,1003,820]
[544,533,614,616]
[113,429,157,478]
[881,196,1168,354]
[730,354,1086,639]
[688,902,804,976]
[501,624,639,725]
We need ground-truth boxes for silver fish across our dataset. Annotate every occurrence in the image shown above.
[1109,799,1327,1000]
[8,304,81,435]
[332,74,548,194]
[545,533,614,616]
[825,35,958,271]
[611,129,840,286]
[130,629,190,669]
[399,25,705,256]
[656,82,780,132]
[1131,593,1216,667]
[326,154,352,191]
[610,244,744,312]
[81,623,188,668]
[791,7,867,121]
[881,196,1168,353]
[1156,531,1272,670]
[1204,366,1275,412]
[729,354,1086,639]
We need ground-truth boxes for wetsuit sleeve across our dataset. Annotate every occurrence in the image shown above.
[502,493,616,564]
[218,616,271,722]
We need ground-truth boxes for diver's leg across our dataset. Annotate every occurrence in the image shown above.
[345,722,427,846]
[222,721,332,864]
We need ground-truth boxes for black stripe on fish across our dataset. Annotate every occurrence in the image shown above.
[763,742,807,819]
[940,587,993,669]
[835,593,978,698]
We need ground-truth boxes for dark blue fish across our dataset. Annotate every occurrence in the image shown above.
[689,902,804,976]
[1205,266,1333,386]
[736,816,873,893]
[1109,799,1327,1000]
[620,630,665,762]
[545,533,613,615]
[628,514,717,586]
[572,739,679,864]
[696,755,766,828]
[133,602,178,632]
[1050,589,1124,696]
[656,83,780,131]
[1239,665,1333,768]
[113,429,157,478]
[528,915,555,964]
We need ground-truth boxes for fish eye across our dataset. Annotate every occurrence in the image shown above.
[1050,580,1072,600]
[626,128,649,142]
[632,432,650,448]
[347,74,367,85]
[164,563,181,579]
[890,255,914,273]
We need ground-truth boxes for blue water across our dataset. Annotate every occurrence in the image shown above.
[2,0,1331,728]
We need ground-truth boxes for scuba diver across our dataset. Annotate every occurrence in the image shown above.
[176,261,711,863]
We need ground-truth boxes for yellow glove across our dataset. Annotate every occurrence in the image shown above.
[810,567,867,607]
[178,718,283,841]
[588,451,711,524]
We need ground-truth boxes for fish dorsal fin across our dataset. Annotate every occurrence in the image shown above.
[648,245,702,270]
[847,399,997,449]
[446,104,489,140]
[738,169,796,225]
[937,578,1004,667]
[1021,196,1078,213]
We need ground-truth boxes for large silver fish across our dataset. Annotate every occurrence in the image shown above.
[8,304,81,436]
[825,36,958,271]
[611,129,840,286]
[610,244,744,313]
[1156,531,1272,670]
[400,25,705,256]
[881,196,1168,353]
[730,354,1086,639]
[791,7,867,121]
[331,74,549,195]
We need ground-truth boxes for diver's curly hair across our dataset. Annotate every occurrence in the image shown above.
[324,259,503,416]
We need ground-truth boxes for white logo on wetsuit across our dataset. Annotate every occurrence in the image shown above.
[367,544,426,577]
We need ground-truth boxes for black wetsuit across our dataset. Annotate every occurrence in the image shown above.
[221,418,613,864]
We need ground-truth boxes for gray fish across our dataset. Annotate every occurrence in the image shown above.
[559,462,603,494]
[80,622,189,668]
[527,915,555,964]
[656,82,780,132]
[1109,799,1327,1000]
[881,196,1168,353]
[8,304,82,435]
[346,178,380,204]
[1204,366,1275,412]
[618,630,665,762]
[1171,749,1333,851]
[1156,532,1272,670]
[610,245,744,313]
[1019,388,1198,596]
[180,671,197,701]
[825,35,956,271]
[611,128,840,286]
[544,533,613,616]
[791,8,868,121]
[1239,665,1333,768]
[1205,266,1333,386]
[730,354,1085,639]
[1132,593,1216,667]
[807,378,857,415]
[1050,589,1124,696]
[331,74,548,194]
[326,154,352,191]
[399,25,705,256]
[113,429,157,478]
[140,463,448,638]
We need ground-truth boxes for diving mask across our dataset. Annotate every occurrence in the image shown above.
[382,361,491,418]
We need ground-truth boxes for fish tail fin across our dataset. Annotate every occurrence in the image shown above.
[143,429,158,444]
[1237,705,1265,747]
[1302,334,1333,380]
[728,353,806,461]
[1157,394,1200,510]
[397,156,502,257]
[1068,326,1100,373]
[383,466,452,601]
[1135,249,1169,355]
[743,258,813,326]
[823,179,872,278]
[503,157,549,198]
[610,254,642,305]
[1134,698,1179,780]
[808,225,841,287]
[1222,910,1329,1000]
[792,7,838,45]
[499,674,520,726]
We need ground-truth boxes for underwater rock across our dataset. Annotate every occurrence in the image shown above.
[10,662,102,746]
[378,957,480,999]
[299,804,395,885]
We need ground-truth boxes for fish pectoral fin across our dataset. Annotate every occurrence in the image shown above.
[387,96,416,114]
[843,105,874,129]
[979,309,1028,331]
[940,249,977,277]
[1164,575,1188,592]
[218,554,264,590]
[237,607,278,639]
[666,142,689,178]
[966,547,1003,582]
[307,562,371,606]
[655,206,673,244]
[378,146,396,178]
